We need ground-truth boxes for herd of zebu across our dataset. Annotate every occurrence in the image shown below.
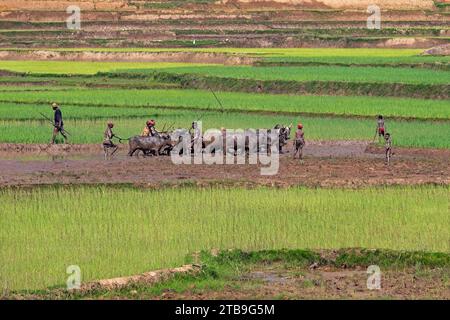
[127,124,292,157]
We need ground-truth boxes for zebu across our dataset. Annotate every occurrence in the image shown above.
[203,125,291,156]
[128,133,173,157]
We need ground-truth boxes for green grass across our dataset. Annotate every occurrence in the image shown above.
[261,53,450,65]
[0,110,448,148]
[0,103,161,120]
[2,48,448,65]
[0,76,180,90]
[0,88,448,119]
[0,86,77,92]
[0,61,219,75]
[15,248,450,299]
[137,65,450,84]
[1,185,448,291]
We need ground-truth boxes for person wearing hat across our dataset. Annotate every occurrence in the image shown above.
[103,121,119,159]
[293,123,305,160]
[51,103,68,144]
[141,119,157,137]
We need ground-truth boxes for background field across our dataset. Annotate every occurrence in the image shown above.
[0,61,214,75]
[131,65,450,84]
[1,185,448,291]
[0,48,448,149]
[1,89,448,119]
[0,107,448,148]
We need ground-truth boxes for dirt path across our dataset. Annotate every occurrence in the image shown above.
[0,50,256,65]
[0,141,448,188]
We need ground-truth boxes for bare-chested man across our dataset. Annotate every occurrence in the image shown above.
[141,119,158,137]
[384,132,392,165]
[293,123,305,161]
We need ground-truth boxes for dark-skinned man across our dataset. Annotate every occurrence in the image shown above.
[103,121,119,160]
[51,103,68,144]
[141,119,158,137]
[293,123,305,162]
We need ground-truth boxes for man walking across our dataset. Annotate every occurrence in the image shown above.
[51,103,68,144]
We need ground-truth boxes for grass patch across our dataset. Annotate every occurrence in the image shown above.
[0,61,219,75]
[137,65,450,85]
[0,88,448,120]
[147,71,449,99]
[0,110,448,148]
[0,185,448,291]
[9,247,450,299]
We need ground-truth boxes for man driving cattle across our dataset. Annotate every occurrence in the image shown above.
[141,119,158,137]
[103,121,119,159]
[51,103,68,144]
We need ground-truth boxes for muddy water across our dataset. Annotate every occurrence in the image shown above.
[0,154,104,161]
[0,140,448,188]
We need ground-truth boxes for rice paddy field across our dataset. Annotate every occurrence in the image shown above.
[0,46,449,297]
[1,185,448,291]
[0,110,448,148]
[0,89,448,119]
[126,65,450,84]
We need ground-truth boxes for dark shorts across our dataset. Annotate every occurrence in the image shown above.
[54,125,65,133]
[103,141,117,148]
[295,139,305,150]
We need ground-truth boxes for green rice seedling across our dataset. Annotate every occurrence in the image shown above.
[0,112,448,148]
[0,88,448,119]
[0,61,219,75]
[1,185,448,291]
[130,65,450,85]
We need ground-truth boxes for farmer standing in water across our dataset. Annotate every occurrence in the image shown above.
[51,103,68,144]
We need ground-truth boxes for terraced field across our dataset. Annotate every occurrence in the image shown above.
[0,48,448,148]
[0,0,449,300]
[0,0,448,49]
[132,65,450,84]
[1,88,448,118]
[0,61,214,74]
